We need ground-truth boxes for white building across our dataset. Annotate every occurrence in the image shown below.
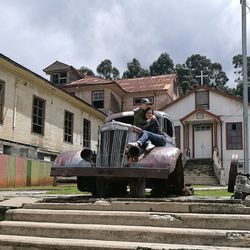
[163,85,250,183]
[0,54,105,161]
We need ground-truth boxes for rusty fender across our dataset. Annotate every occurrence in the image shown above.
[138,143,182,174]
[52,150,92,168]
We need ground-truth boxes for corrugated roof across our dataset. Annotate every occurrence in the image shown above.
[64,77,115,87]
[116,74,176,92]
[64,77,127,93]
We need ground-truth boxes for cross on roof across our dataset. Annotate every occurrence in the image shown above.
[196,71,209,85]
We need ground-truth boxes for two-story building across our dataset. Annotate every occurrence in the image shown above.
[63,77,126,115]
[117,75,179,111]
[0,54,106,161]
[43,61,180,114]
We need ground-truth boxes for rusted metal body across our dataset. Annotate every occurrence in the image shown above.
[51,111,183,196]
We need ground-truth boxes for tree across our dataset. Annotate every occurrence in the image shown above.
[97,59,113,79]
[149,52,174,76]
[176,54,229,92]
[96,59,120,80]
[175,64,193,94]
[123,58,150,78]
[78,66,95,77]
[112,67,120,80]
[232,54,250,98]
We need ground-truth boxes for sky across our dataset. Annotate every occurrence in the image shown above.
[0,0,247,87]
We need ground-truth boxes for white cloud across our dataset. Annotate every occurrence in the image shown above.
[0,0,245,85]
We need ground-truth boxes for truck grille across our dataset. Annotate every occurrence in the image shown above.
[97,129,128,168]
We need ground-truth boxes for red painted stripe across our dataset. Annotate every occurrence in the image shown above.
[15,157,26,187]
[0,155,8,188]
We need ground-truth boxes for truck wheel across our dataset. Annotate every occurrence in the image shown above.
[109,182,128,197]
[95,177,110,198]
[167,156,184,195]
[228,155,238,193]
[130,178,145,198]
[77,177,96,194]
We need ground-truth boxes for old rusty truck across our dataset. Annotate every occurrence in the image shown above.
[50,111,185,198]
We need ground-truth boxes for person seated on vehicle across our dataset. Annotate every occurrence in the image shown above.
[133,98,152,128]
[129,109,167,152]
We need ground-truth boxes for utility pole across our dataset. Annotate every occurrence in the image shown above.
[196,70,209,85]
[241,0,249,173]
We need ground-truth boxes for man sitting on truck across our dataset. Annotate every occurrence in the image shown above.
[133,98,152,128]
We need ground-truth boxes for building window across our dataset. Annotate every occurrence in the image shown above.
[64,110,74,143]
[83,119,91,148]
[51,72,67,84]
[174,126,181,149]
[195,91,209,109]
[32,96,45,135]
[92,90,104,108]
[0,80,5,123]
[133,96,154,106]
[163,118,173,137]
[226,122,242,150]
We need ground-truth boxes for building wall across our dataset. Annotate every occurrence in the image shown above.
[74,86,122,115]
[0,63,105,158]
[122,91,173,112]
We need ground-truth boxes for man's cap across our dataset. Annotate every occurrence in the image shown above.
[140,98,152,105]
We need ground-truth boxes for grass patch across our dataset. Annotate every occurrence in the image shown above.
[46,185,90,195]
[0,186,59,191]
[194,189,231,197]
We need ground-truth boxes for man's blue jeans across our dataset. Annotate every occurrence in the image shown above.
[138,131,167,147]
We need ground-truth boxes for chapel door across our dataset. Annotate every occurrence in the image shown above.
[194,124,212,158]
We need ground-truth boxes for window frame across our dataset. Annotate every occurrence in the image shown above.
[174,126,181,149]
[226,122,243,150]
[162,117,174,137]
[195,90,209,110]
[92,90,104,109]
[0,80,5,123]
[64,110,74,144]
[32,95,46,135]
[51,71,68,84]
[83,118,91,148]
[133,96,154,106]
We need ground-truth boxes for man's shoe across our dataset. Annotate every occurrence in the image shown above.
[128,142,139,147]
[146,142,155,151]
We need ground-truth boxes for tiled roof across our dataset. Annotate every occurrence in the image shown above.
[64,77,115,87]
[116,74,176,92]
[64,77,127,93]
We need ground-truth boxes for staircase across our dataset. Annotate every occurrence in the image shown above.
[0,198,249,249]
[184,158,220,185]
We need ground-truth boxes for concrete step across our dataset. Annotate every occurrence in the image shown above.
[0,235,248,250]
[22,200,250,214]
[0,221,249,247]
[5,209,250,230]
[185,176,220,185]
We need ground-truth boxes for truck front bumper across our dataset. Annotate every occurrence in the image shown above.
[51,166,171,179]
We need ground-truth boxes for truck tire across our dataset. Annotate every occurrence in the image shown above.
[95,177,110,197]
[77,176,96,194]
[109,182,128,197]
[130,178,145,198]
[167,156,184,195]
[228,154,238,193]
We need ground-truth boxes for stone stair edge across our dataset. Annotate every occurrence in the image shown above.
[0,234,248,250]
